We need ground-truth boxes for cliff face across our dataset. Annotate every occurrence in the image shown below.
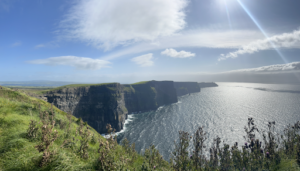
[198,82,218,88]
[43,81,179,134]
[44,83,127,134]
[123,81,178,113]
[173,82,200,96]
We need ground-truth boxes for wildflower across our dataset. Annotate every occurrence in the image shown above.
[266,152,270,158]
[260,149,263,153]
[154,166,156,169]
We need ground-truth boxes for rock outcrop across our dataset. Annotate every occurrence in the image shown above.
[43,81,178,133]
[123,81,178,113]
[44,83,127,134]
[173,82,201,96]
[198,82,218,88]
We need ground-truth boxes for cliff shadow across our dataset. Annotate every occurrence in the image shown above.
[73,84,127,134]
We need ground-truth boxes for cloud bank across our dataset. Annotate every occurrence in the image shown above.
[22,61,300,84]
[28,56,111,70]
[161,48,195,58]
[102,29,263,60]
[224,62,300,73]
[219,29,300,61]
[60,0,188,50]
[131,53,154,67]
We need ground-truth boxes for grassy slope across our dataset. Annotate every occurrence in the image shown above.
[6,86,53,96]
[131,81,150,85]
[37,83,119,95]
[0,86,169,171]
[34,81,150,95]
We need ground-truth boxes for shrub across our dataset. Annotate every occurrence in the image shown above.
[35,110,58,167]
[27,120,39,139]
[170,131,192,170]
[78,126,90,159]
[192,126,207,170]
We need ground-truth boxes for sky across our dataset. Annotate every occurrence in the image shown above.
[0,0,300,84]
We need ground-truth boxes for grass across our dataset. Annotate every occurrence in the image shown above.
[0,86,171,170]
[38,83,119,94]
[131,81,150,85]
[6,86,53,95]
[277,159,300,171]
[123,85,135,93]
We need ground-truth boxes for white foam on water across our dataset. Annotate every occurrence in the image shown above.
[103,114,136,138]
[156,106,164,112]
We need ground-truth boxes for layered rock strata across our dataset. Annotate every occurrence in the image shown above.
[44,83,127,134]
[44,81,178,133]
[123,81,178,113]
[173,82,201,96]
[198,82,218,88]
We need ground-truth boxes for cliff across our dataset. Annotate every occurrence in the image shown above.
[173,82,201,96]
[42,81,178,134]
[44,83,127,134]
[123,81,178,113]
[198,82,218,88]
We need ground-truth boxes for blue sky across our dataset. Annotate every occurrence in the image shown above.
[1,0,300,83]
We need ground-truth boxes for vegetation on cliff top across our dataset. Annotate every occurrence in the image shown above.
[131,81,150,85]
[0,86,170,170]
[37,82,119,94]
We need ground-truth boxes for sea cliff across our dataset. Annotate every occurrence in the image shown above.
[173,82,200,96]
[43,81,178,133]
[123,81,178,113]
[198,82,218,88]
[44,83,127,134]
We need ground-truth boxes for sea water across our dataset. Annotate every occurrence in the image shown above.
[117,82,300,160]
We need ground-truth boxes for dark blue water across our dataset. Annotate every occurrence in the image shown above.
[117,82,300,160]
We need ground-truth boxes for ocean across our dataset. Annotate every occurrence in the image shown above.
[116,82,300,160]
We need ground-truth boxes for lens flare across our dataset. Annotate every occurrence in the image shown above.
[223,0,232,30]
[237,0,287,63]
[237,0,300,81]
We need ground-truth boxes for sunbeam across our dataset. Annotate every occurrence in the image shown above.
[223,0,232,30]
[237,0,300,81]
[237,0,288,64]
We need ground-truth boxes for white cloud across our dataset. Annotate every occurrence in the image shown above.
[0,0,11,12]
[102,29,263,60]
[11,41,22,47]
[35,44,46,48]
[161,48,195,58]
[60,0,188,50]
[224,62,300,73]
[219,29,300,61]
[131,53,154,67]
[28,56,111,70]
